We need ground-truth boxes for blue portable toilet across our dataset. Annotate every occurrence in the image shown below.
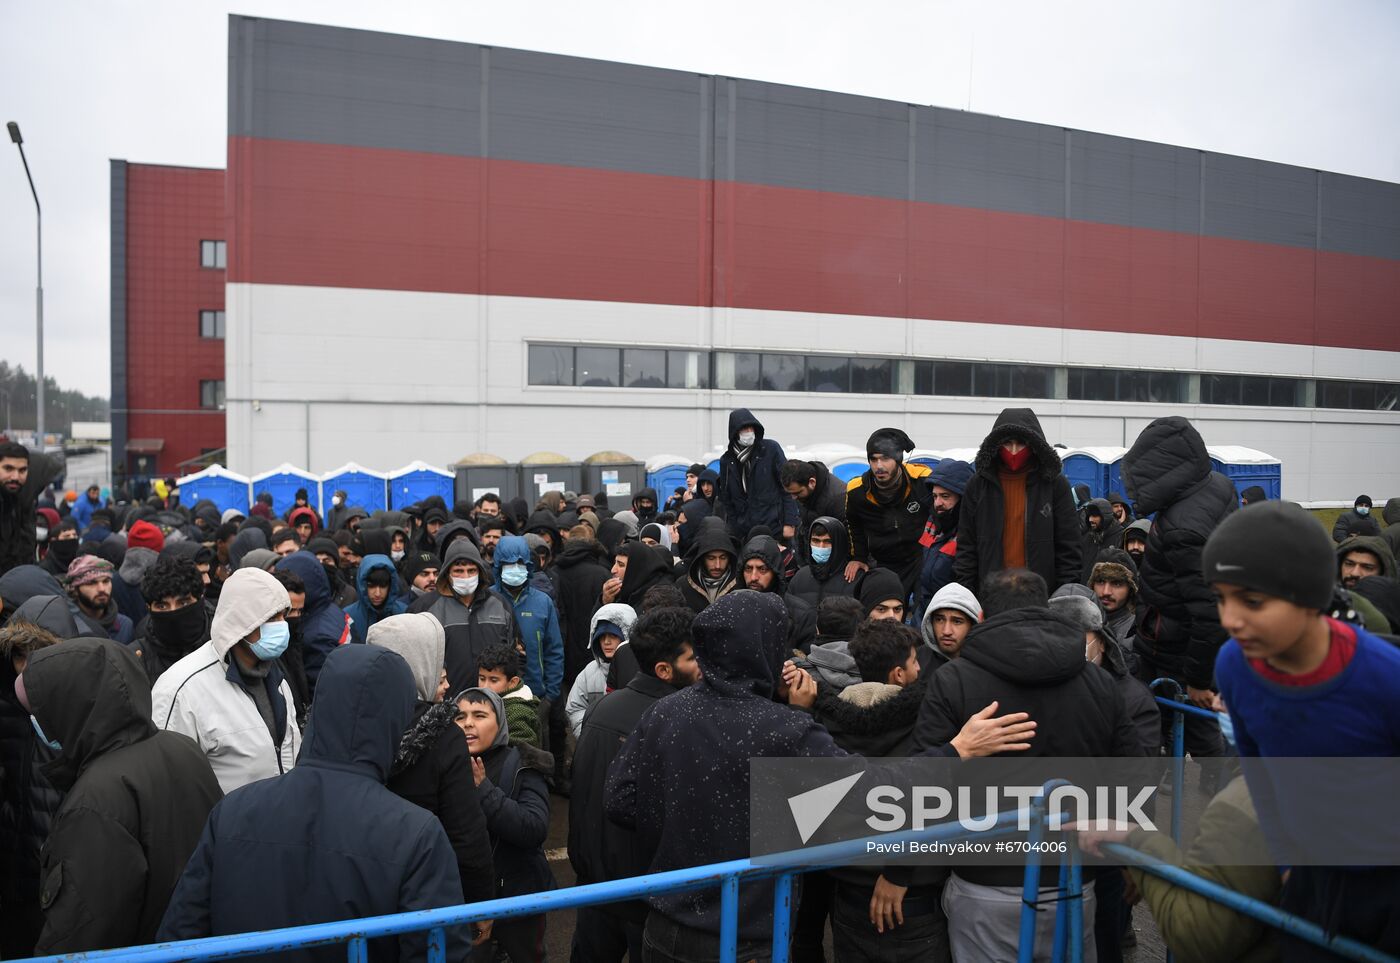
[175,465,251,515]
[646,455,693,504]
[388,461,455,509]
[828,459,868,483]
[907,448,946,471]
[1060,449,1112,501]
[319,462,388,514]
[1206,447,1283,501]
[250,463,321,518]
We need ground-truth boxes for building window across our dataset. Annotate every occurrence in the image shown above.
[527,345,574,386]
[199,310,226,339]
[808,356,850,392]
[575,347,621,387]
[199,380,225,409]
[666,350,711,389]
[200,240,226,269]
[761,354,805,392]
[1316,379,1400,411]
[622,349,667,388]
[1068,367,1185,403]
[851,357,894,394]
[1202,374,1304,407]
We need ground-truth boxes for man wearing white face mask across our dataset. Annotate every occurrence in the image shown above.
[152,567,302,794]
[412,539,518,694]
[716,407,798,542]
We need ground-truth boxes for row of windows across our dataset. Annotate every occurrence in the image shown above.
[199,240,226,270]
[526,344,1399,411]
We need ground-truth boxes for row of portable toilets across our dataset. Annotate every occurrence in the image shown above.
[177,446,1282,517]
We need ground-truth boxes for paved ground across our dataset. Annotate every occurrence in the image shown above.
[523,761,1214,962]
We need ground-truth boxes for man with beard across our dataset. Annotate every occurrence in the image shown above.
[675,526,739,613]
[132,556,214,685]
[780,459,847,561]
[570,607,701,963]
[844,428,934,599]
[1337,536,1395,590]
[739,535,817,652]
[915,459,973,618]
[0,441,62,577]
[1079,498,1125,582]
[64,555,134,644]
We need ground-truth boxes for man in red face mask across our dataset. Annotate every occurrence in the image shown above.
[951,408,1082,596]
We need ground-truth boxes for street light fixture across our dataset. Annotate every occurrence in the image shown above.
[8,121,44,448]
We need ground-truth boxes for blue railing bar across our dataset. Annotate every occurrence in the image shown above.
[12,786,1051,963]
[1101,843,1400,963]
[1016,785,1058,963]
[425,926,445,963]
[719,874,740,963]
[770,873,794,963]
[1066,838,1084,963]
[1153,696,1222,721]
[344,936,366,963]
[1050,858,1068,963]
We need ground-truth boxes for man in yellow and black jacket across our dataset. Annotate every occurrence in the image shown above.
[844,428,933,600]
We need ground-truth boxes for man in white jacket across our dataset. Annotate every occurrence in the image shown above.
[152,567,301,793]
[565,602,637,738]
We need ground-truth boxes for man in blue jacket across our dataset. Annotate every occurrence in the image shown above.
[716,408,798,542]
[158,644,471,961]
[492,535,564,706]
[343,554,408,643]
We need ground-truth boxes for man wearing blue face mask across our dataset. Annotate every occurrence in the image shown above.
[152,567,302,794]
[492,535,564,714]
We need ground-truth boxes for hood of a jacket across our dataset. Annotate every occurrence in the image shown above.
[301,644,416,782]
[11,595,90,640]
[1353,576,1400,632]
[210,567,292,659]
[800,639,861,689]
[1337,535,1398,581]
[1084,498,1125,541]
[119,546,159,587]
[727,408,766,447]
[686,525,737,580]
[921,582,983,644]
[958,607,1089,687]
[677,497,712,550]
[288,506,320,534]
[806,516,850,578]
[617,543,673,604]
[555,536,607,570]
[1122,417,1212,515]
[355,553,403,602]
[227,528,268,570]
[524,510,561,544]
[434,519,482,560]
[858,567,906,615]
[611,511,641,540]
[438,539,494,593]
[631,487,659,511]
[595,518,627,557]
[1121,518,1152,546]
[454,686,511,751]
[588,602,638,660]
[693,590,789,699]
[974,407,1062,480]
[24,637,157,792]
[274,550,333,614]
[1,565,75,622]
[739,535,787,594]
[367,612,446,702]
[1383,497,1400,528]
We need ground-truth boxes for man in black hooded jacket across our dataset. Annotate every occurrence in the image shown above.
[159,644,469,961]
[740,535,818,652]
[716,409,798,541]
[952,408,1081,597]
[787,516,858,609]
[781,460,847,562]
[844,428,933,598]
[1121,416,1237,759]
[675,525,739,613]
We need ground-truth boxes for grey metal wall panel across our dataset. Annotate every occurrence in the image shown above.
[109,160,127,466]
[725,81,909,199]
[914,108,1066,217]
[1069,132,1200,233]
[230,17,481,156]
[487,48,702,177]
[1203,154,1317,248]
[1320,173,1400,261]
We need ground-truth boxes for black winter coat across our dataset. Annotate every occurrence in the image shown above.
[787,515,858,609]
[792,462,848,562]
[25,638,222,954]
[1332,509,1381,543]
[386,701,496,905]
[674,525,740,613]
[478,741,557,898]
[570,671,676,922]
[716,409,798,540]
[952,408,1082,596]
[911,608,1146,886]
[553,538,612,685]
[0,452,60,576]
[1122,417,1239,688]
[739,535,817,652]
[0,626,64,960]
[159,645,470,963]
[844,462,934,571]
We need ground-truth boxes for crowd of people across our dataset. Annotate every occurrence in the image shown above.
[0,408,1397,963]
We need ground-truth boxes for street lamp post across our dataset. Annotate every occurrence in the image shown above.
[7,121,44,448]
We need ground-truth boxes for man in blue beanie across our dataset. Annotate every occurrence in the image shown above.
[915,459,974,618]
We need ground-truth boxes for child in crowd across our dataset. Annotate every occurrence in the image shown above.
[566,603,637,738]
[475,642,542,750]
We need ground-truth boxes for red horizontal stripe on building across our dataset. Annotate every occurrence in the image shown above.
[228,137,1400,352]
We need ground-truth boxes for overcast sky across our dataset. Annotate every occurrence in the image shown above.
[2,0,1398,397]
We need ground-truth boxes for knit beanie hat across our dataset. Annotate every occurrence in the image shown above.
[1355,495,1373,509]
[866,428,915,462]
[927,458,974,496]
[65,553,115,588]
[400,551,439,584]
[126,519,166,553]
[925,582,982,623]
[1201,501,1334,610]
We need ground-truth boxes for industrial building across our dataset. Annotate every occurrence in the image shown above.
[114,15,1400,500]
